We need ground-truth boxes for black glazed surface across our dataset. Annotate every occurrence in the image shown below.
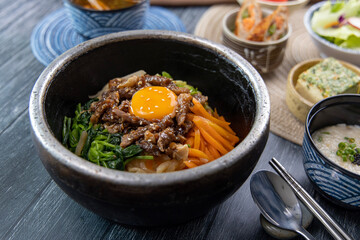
[30,30,270,226]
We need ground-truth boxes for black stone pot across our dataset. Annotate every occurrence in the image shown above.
[29,30,270,226]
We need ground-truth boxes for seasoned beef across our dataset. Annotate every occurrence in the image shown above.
[137,140,161,156]
[175,120,193,136]
[89,73,208,160]
[142,74,172,86]
[105,123,125,134]
[120,126,148,148]
[176,93,192,126]
[167,84,190,95]
[193,93,208,105]
[90,98,116,123]
[157,127,176,152]
[112,108,149,126]
[118,99,130,112]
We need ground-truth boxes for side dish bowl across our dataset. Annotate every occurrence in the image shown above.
[63,0,149,38]
[236,0,309,13]
[222,9,291,74]
[286,58,360,123]
[304,2,360,67]
[302,94,360,209]
[29,30,270,226]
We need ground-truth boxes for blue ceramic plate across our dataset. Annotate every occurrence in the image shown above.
[31,7,186,66]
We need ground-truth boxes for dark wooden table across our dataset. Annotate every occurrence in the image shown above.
[1,0,359,239]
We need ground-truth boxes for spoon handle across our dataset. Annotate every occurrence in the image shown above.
[270,158,353,240]
[296,226,316,240]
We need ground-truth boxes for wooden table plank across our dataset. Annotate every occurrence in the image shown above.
[0,112,52,239]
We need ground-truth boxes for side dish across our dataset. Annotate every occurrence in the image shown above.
[313,124,360,175]
[235,0,288,42]
[62,71,239,173]
[295,58,360,103]
[311,0,360,50]
[72,0,142,10]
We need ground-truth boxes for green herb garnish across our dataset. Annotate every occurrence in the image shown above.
[337,137,358,163]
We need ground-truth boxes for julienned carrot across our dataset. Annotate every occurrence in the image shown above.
[188,158,203,165]
[208,144,221,159]
[191,98,230,128]
[218,115,236,135]
[193,116,234,151]
[194,127,200,149]
[213,108,220,118]
[200,140,205,153]
[186,137,194,147]
[184,161,197,168]
[208,121,239,143]
[203,146,214,161]
[187,113,195,121]
[188,148,209,160]
[187,129,195,137]
[196,125,228,155]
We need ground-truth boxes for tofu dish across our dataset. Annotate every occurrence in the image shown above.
[62,71,239,173]
[295,58,360,103]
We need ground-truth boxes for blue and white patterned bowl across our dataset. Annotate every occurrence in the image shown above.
[63,0,149,38]
[303,94,360,209]
[304,2,360,67]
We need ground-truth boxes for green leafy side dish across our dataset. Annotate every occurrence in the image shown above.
[311,0,360,50]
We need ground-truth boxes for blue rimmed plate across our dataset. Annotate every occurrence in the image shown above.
[31,7,186,66]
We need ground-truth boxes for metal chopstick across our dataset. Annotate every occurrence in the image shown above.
[269,157,353,240]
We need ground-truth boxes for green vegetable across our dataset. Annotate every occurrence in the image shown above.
[311,0,360,50]
[268,24,276,36]
[330,2,345,13]
[62,117,72,147]
[336,137,358,163]
[62,99,150,171]
[162,71,173,79]
[174,80,201,95]
[242,9,249,19]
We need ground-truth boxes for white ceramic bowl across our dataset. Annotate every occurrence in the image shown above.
[304,2,360,67]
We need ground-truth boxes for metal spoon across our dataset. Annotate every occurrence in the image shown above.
[250,171,315,240]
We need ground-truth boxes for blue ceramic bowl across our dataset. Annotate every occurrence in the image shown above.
[63,0,149,38]
[302,94,360,209]
[304,2,360,67]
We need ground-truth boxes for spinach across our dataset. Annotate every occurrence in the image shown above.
[83,98,98,110]
[122,145,143,158]
[162,71,173,79]
[62,116,72,147]
[62,99,153,171]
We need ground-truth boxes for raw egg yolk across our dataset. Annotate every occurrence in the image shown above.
[131,86,177,120]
